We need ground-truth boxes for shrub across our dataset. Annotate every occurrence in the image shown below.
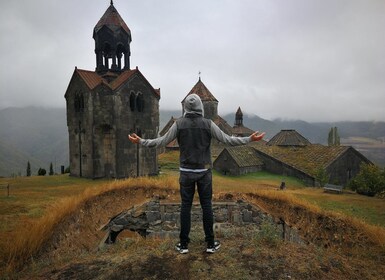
[348,164,385,196]
[253,220,282,247]
[315,167,329,187]
[37,168,46,176]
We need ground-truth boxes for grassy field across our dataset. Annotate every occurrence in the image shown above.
[0,151,385,278]
[0,175,109,233]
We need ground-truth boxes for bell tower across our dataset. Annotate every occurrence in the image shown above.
[93,0,131,74]
[65,0,160,179]
[235,107,243,126]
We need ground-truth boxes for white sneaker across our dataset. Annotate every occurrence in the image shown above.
[175,242,189,254]
[206,240,221,253]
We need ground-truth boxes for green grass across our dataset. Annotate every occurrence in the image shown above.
[214,170,306,188]
[1,163,384,234]
[159,150,385,227]
[295,192,385,227]
[1,169,385,279]
[160,151,385,227]
[0,175,109,231]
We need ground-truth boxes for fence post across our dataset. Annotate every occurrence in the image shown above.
[7,184,9,197]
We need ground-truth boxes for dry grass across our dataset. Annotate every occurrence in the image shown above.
[1,165,385,278]
[241,189,385,250]
[2,176,178,273]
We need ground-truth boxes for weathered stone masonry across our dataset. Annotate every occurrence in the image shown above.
[100,198,304,246]
[65,3,160,179]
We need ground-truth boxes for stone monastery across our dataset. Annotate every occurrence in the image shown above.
[65,1,371,186]
[65,1,159,178]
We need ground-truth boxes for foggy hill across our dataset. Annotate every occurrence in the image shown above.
[0,107,68,177]
[222,113,385,144]
[0,107,384,177]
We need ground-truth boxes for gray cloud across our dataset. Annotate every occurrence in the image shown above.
[0,0,384,122]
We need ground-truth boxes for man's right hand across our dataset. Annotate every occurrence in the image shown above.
[250,131,266,142]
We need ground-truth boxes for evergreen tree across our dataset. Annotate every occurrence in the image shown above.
[26,161,31,177]
[335,127,340,146]
[328,128,333,146]
[328,127,340,146]
[49,162,54,176]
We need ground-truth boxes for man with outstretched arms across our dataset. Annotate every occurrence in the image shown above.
[129,94,265,253]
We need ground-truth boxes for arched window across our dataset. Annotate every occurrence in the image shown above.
[74,94,80,112]
[116,44,126,70]
[130,92,136,111]
[79,93,85,112]
[136,93,144,112]
[103,42,111,68]
[75,93,85,113]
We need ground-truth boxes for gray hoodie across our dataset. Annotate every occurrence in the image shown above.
[139,94,252,165]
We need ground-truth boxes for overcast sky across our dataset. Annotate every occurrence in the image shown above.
[0,0,384,122]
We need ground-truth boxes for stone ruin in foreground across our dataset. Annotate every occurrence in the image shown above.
[99,197,304,247]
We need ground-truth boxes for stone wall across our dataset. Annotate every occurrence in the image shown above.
[101,198,304,245]
[66,72,159,179]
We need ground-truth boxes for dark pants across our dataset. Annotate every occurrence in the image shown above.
[179,170,214,245]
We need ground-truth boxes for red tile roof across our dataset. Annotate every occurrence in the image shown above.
[76,69,106,89]
[74,68,160,97]
[94,3,130,34]
[110,69,137,89]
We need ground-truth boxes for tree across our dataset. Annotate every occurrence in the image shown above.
[328,128,333,146]
[26,161,31,177]
[348,164,385,196]
[328,127,340,146]
[315,167,329,187]
[38,168,46,176]
[49,162,54,176]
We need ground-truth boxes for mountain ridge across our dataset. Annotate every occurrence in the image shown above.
[0,107,384,177]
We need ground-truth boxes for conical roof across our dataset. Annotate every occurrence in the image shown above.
[267,129,311,147]
[94,2,130,34]
[236,107,243,116]
[182,78,218,102]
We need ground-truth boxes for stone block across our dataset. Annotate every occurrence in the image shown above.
[232,211,241,226]
[163,212,175,222]
[242,209,253,223]
[146,211,161,223]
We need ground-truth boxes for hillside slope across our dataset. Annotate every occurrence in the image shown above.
[0,107,68,176]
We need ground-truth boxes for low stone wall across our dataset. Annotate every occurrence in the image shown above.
[100,197,304,245]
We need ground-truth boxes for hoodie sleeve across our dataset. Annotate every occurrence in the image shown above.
[139,122,178,148]
[210,121,251,145]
